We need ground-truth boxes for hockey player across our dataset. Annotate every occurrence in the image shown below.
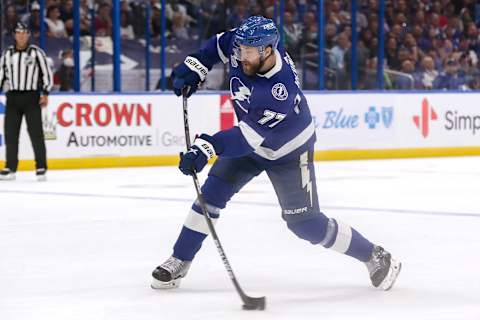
[152,16,401,291]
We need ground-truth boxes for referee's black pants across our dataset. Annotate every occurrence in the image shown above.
[4,91,47,172]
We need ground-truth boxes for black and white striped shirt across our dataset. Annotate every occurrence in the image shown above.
[0,44,53,94]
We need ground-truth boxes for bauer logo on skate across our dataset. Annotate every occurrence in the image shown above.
[56,102,152,127]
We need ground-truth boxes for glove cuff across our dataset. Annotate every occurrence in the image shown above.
[184,56,208,81]
[194,136,216,160]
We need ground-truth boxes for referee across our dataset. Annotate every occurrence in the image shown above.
[0,22,53,181]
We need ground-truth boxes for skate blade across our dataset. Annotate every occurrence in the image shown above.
[0,175,16,181]
[151,277,181,290]
[379,259,402,291]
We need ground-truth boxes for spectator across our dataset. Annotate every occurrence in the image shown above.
[385,37,400,70]
[284,0,299,22]
[458,51,478,83]
[437,38,454,62]
[329,32,350,89]
[465,23,480,53]
[79,0,92,36]
[433,57,469,90]
[198,0,227,39]
[46,0,61,8]
[14,0,29,16]
[151,3,170,39]
[249,3,263,17]
[283,11,302,58]
[22,2,42,37]
[15,0,477,91]
[166,0,188,21]
[264,5,275,20]
[365,57,394,90]
[127,1,146,38]
[95,3,113,37]
[403,33,420,65]
[411,24,424,43]
[302,11,318,44]
[4,5,19,35]
[120,11,135,40]
[61,0,74,35]
[395,0,408,14]
[389,24,404,42]
[45,5,67,38]
[417,56,439,89]
[395,59,415,89]
[226,4,249,29]
[344,40,369,89]
[329,32,350,71]
[325,23,338,49]
[54,49,74,92]
[396,45,411,69]
[171,11,189,40]
[61,0,74,22]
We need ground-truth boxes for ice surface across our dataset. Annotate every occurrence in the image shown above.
[1,157,479,320]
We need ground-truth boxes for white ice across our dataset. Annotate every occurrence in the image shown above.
[1,157,479,320]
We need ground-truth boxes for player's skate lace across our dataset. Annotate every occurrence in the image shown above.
[152,256,191,282]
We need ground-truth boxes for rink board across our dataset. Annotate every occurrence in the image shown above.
[0,92,479,170]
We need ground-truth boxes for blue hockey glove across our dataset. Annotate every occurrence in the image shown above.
[179,134,217,175]
[172,55,209,97]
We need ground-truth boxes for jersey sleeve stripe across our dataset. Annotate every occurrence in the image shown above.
[239,120,265,150]
[254,120,315,160]
[216,32,229,64]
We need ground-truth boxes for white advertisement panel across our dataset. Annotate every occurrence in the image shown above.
[1,92,479,164]
[0,94,220,161]
[306,92,480,150]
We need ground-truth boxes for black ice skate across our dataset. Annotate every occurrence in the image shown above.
[151,256,191,289]
[36,168,47,182]
[365,246,401,290]
[0,169,16,181]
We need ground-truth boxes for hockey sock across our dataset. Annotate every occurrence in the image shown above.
[173,200,219,261]
[321,219,374,262]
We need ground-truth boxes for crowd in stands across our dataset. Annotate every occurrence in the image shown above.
[2,0,480,90]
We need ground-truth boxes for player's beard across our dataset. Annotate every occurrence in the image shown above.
[241,59,262,76]
[241,52,272,76]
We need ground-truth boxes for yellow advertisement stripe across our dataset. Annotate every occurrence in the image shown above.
[314,147,480,161]
[0,155,180,171]
[1,147,480,171]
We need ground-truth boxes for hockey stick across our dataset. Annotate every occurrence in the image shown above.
[182,90,266,311]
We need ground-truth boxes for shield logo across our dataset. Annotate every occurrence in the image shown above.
[25,56,34,66]
[381,107,394,128]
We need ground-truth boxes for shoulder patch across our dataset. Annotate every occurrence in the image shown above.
[25,55,34,66]
[271,83,288,101]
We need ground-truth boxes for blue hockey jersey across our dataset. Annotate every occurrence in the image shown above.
[195,30,316,165]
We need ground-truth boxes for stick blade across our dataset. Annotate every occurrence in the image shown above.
[242,296,266,311]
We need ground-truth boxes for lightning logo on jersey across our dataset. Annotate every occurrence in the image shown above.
[300,152,313,207]
[230,77,252,113]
